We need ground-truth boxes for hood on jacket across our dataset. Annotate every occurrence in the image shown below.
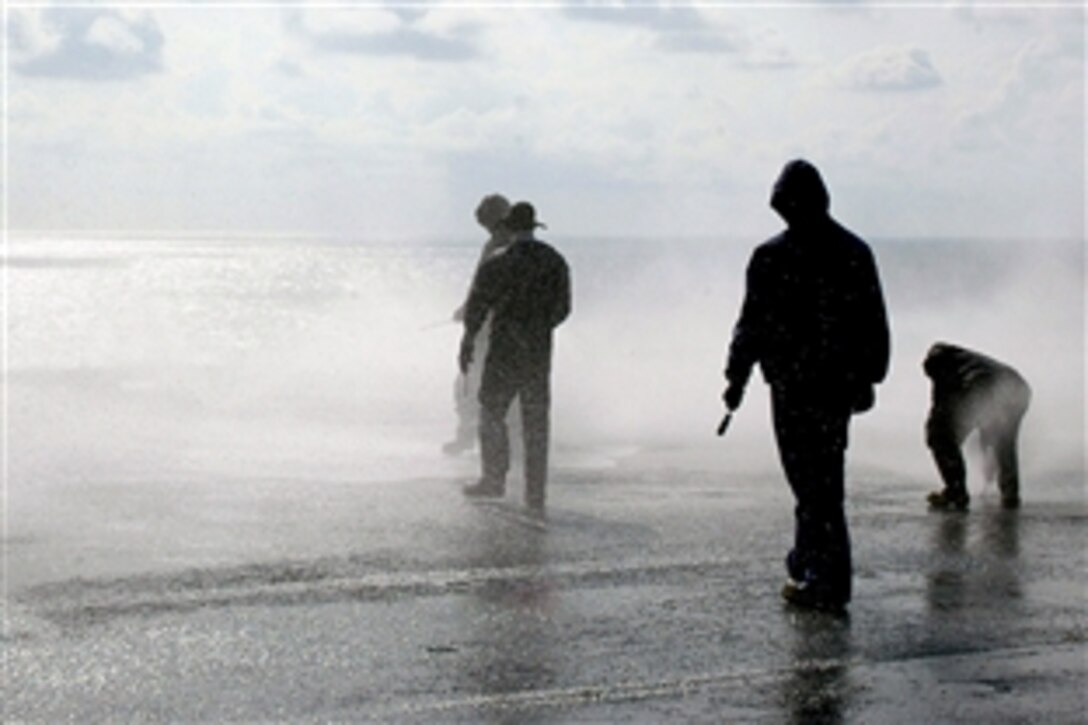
[770,159,831,227]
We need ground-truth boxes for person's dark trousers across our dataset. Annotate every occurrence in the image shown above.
[771,385,853,603]
[926,403,969,499]
[478,358,551,506]
[980,408,1028,506]
[989,419,1022,504]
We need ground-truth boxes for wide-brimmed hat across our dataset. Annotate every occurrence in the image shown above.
[503,201,547,231]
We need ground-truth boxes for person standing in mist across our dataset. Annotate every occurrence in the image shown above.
[722,159,890,613]
[459,202,571,509]
[923,342,1031,511]
[444,194,516,456]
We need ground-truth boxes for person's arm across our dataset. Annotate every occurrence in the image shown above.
[858,246,891,386]
[723,251,766,410]
[550,255,572,328]
[846,245,891,413]
[459,259,497,373]
[454,236,507,321]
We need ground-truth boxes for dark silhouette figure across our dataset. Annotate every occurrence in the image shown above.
[459,202,571,509]
[444,194,515,456]
[923,342,1031,511]
[723,159,890,613]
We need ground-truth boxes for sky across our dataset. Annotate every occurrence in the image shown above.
[5,1,1085,242]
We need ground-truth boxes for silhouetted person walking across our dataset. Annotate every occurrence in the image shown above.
[923,342,1031,511]
[444,194,515,455]
[723,159,890,613]
[459,202,571,509]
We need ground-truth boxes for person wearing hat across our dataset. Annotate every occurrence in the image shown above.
[458,201,571,509]
[722,159,891,613]
[923,342,1031,511]
[443,194,516,455]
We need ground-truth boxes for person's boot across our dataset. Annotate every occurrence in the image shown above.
[781,579,848,615]
[442,436,474,456]
[463,478,505,498]
[525,481,546,511]
[927,488,969,511]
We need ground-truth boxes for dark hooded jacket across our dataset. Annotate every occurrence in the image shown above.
[726,160,890,395]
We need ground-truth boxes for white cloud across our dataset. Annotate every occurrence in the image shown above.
[836,46,942,91]
[656,29,738,54]
[86,15,146,56]
[13,8,164,82]
[735,26,799,69]
[418,105,520,153]
[952,2,1037,30]
[563,1,707,33]
[286,7,481,62]
[287,8,401,38]
[952,37,1083,152]
[8,9,63,60]
[563,1,744,55]
[274,59,305,78]
[6,5,1082,240]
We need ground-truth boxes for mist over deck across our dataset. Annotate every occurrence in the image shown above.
[4,235,1084,719]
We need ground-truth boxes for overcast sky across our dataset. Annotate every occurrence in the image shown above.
[6,2,1085,241]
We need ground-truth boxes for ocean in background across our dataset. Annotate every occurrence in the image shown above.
[6,232,1084,499]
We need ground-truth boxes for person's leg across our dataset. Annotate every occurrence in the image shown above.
[772,388,852,606]
[446,325,491,455]
[989,415,1024,509]
[506,395,525,476]
[469,363,518,496]
[995,435,1020,508]
[443,374,476,455]
[993,380,1031,509]
[926,404,970,509]
[520,366,551,508]
[772,394,814,583]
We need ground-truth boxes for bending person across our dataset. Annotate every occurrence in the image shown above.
[924,342,1031,511]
